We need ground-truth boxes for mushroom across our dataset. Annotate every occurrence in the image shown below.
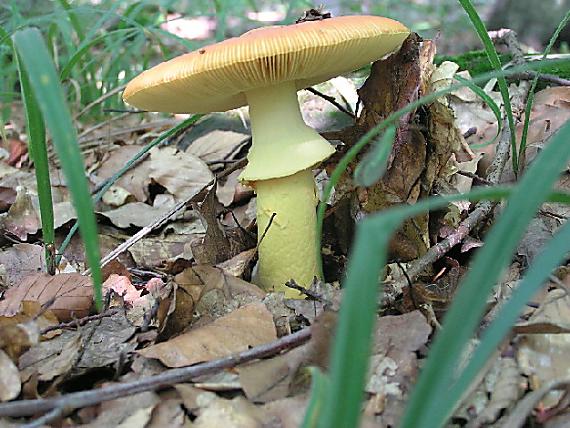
[123,15,409,298]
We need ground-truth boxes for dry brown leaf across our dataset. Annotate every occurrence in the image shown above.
[0,243,44,287]
[0,301,56,359]
[0,186,17,212]
[19,330,81,382]
[216,170,253,207]
[193,396,262,428]
[76,311,136,369]
[0,349,21,402]
[0,273,93,322]
[239,345,308,403]
[147,398,189,428]
[260,396,308,428]
[148,147,214,201]
[80,390,160,427]
[175,383,218,413]
[94,145,152,202]
[186,129,248,163]
[517,290,570,408]
[0,187,40,240]
[473,357,523,426]
[368,311,432,426]
[101,195,176,229]
[138,302,276,367]
[53,201,77,228]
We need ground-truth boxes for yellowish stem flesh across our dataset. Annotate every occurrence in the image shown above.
[254,169,319,297]
[241,81,334,297]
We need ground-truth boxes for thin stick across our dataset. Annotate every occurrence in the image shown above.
[0,328,311,418]
[85,158,247,273]
[305,87,356,118]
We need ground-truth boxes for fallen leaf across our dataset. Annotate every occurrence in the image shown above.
[94,145,152,202]
[19,330,82,381]
[103,274,143,306]
[0,273,93,321]
[186,129,248,163]
[0,244,44,287]
[193,396,263,428]
[0,186,16,212]
[517,290,570,408]
[148,146,214,201]
[0,187,40,240]
[138,302,276,367]
[0,349,20,402]
[76,311,136,369]
[101,195,176,228]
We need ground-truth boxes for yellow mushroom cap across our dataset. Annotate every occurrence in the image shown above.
[123,15,410,113]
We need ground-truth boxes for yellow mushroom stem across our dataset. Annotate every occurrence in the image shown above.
[254,170,319,297]
[241,81,335,297]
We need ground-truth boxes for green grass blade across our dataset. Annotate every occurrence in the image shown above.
[401,119,570,428]
[454,75,502,148]
[313,186,521,428]
[12,28,103,310]
[15,52,55,274]
[442,218,570,422]
[457,0,518,171]
[60,28,137,81]
[301,368,329,428]
[353,125,396,187]
[519,10,570,170]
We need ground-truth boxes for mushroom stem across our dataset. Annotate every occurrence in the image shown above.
[242,81,334,297]
[254,169,319,297]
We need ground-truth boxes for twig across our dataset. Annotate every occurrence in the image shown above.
[305,87,356,118]
[40,308,120,335]
[508,71,570,86]
[74,84,126,119]
[86,158,247,273]
[21,407,64,428]
[455,170,493,186]
[0,328,311,418]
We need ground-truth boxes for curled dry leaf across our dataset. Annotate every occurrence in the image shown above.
[0,273,93,322]
[0,187,40,240]
[138,302,276,368]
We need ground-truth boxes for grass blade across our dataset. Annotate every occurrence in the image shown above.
[442,218,570,422]
[12,28,103,309]
[15,52,55,274]
[454,74,502,148]
[519,10,570,171]
[401,120,570,428]
[457,0,518,171]
[353,125,396,187]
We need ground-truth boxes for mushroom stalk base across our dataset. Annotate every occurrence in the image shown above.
[254,169,319,298]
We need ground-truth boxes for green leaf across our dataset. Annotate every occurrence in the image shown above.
[12,28,103,310]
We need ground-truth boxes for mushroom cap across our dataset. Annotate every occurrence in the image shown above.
[123,15,410,113]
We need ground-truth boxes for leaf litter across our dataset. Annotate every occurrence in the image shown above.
[0,30,569,428]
